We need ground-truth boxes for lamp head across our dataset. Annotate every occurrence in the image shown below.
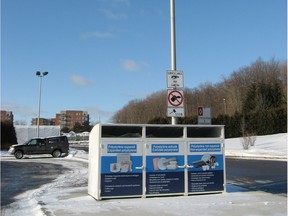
[36,71,41,76]
[43,72,48,76]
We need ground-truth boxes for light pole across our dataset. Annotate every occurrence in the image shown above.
[223,98,227,115]
[36,71,48,137]
[170,0,177,125]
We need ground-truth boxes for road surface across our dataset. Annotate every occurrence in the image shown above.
[226,158,287,195]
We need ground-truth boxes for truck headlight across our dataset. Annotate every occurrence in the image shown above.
[8,147,15,154]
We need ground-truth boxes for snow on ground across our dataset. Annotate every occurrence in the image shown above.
[225,133,287,160]
[1,133,287,216]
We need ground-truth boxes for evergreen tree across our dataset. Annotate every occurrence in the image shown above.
[1,121,18,149]
[73,122,82,133]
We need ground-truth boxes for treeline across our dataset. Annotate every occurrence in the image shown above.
[61,121,92,133]
[112,59,287,137]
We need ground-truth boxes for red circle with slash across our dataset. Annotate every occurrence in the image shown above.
[168,90,184,107]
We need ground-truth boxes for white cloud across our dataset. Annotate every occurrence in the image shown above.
[70,75,93,87]
[84,106,115,123]
[1,101,36,116]
[110,0,130,6]
[1,101,38,123]
[121,59,140,72]
[81,31,115,39]
[101,9,127,20]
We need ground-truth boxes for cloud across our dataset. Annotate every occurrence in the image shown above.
[121,59,140,72]
[98,0,130,20]
[84,105,115,123]
[70,75,93,87]
[1,101,36,116]
[101,9,127,20]
[81,31,115,39]
[110,0,130,6]
[1,101,38,123]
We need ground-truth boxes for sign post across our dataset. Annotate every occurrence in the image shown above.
[167,0,185,124]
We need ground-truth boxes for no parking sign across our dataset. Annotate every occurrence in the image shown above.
[167,89,184,117]
[168,90,184,107]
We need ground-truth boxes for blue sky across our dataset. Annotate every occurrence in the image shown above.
[1,0,287,124]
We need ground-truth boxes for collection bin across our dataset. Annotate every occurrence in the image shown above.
[88,124,225,200]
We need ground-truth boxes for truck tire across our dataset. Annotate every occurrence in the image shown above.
[52,150,61,158]
[15,150,24,159]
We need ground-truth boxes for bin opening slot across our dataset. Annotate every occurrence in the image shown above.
[146,126,183,138]
[102,126,142,138]
[187,127,222,138]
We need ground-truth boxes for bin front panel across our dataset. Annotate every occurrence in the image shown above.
[100,141,143,197]
[187,142,224,193]
[145,141,185,195]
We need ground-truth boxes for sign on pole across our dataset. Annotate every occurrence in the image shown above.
[167,70,184,89]
[198,107,203,116]
[167,89,184,117]
[166,70,185,119]
[167,107,184,117]
[167,89,184,107]
[197,107,211,125]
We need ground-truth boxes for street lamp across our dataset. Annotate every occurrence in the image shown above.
[36,71,48,137]
[223,98,227,115]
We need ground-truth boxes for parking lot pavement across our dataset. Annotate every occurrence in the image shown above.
[1,156,287,216]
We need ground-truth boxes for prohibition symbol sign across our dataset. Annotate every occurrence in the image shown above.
[168,90,184,107]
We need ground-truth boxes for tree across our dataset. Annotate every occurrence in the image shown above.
[61,127,70,133]
[243,81,285,114]
[1,121,18,150]
[73,122,82,133]
[111,58,287,131]
[82,121,92,132]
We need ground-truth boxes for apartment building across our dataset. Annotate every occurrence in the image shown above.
[56,110,89,129]
[31,118,54,126]
[1,110,14,123]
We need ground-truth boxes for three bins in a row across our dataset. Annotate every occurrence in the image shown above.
[88,124,225,200]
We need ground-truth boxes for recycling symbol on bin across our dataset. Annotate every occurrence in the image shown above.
[168,90,184,107]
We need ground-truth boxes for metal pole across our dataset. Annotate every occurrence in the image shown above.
[37,76,42,137]
[170,0,176,71]
[170,0,177,125]
[223,98,227,115]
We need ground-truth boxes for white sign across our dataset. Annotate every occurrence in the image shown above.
[167,107,185,117]
[198,107,211,125]
[167,70,184,88]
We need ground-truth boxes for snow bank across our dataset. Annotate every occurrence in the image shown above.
[225,133,287,160]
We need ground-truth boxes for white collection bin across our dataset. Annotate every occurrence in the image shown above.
[88,124,225,200]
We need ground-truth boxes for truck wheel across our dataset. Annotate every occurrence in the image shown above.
[52,150,61,158]
[15,151,24,159]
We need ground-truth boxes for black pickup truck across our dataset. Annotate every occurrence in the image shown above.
[8,136,69,159]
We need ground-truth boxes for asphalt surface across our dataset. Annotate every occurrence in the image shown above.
[1,155,287,210]
[1,157,71,207]
[225,158,287,195]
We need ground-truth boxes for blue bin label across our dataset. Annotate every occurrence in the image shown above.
[188,143,224,192]
[100,142,143,197]
[146,142,185,195]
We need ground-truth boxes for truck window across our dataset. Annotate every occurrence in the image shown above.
[48,138,59,144]
[29,139,38,145]
[29,139,43,145]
